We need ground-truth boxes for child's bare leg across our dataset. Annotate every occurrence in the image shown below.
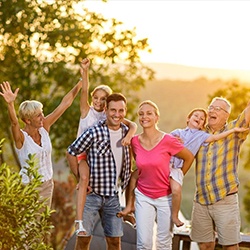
[118,189,135,217]
[170,178,184,227]
[117,189,136,228]
[117,170,137,219]
[76,160,89,236]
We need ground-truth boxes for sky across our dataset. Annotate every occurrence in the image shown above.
[84,0,250,72]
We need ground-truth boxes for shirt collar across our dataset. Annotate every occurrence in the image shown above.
[206,123,227,134]
[184,127,200,133]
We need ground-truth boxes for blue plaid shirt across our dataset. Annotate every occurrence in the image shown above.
[67,120,131,196]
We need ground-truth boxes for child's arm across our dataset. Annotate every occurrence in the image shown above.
[205,127,249,143]
[121,118,137,146]
[0,81,24,149]
[79,58,91,118]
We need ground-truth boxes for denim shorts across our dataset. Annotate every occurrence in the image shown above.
[83,192,123,237]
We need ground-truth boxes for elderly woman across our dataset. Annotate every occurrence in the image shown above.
[0,80,81,207]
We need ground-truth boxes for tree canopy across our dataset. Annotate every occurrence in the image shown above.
[0,0,154,167]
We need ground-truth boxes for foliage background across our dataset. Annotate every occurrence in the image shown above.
[1,0,250,248]
[0,151,54,250]
[0,0,154,167]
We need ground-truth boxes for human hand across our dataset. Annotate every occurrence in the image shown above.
[86,185,92,194]
[174,135,184,144]
[0,81,19,104]
[121,135,132,146]
[75,184,92,194]
[80,58,90,76]
[234,127,249,133]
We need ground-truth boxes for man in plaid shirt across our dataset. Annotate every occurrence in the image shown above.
[67,93,131,250]
[190,97,250,250]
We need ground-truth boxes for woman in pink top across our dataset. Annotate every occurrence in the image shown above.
[119,100,194,250]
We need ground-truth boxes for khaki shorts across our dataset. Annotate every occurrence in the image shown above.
[190,193,241,246]
[170,167,184,186]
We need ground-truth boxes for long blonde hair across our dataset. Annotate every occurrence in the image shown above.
[91,85,113,97]
[138,100,160,116]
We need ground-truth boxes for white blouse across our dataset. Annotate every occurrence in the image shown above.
[15,127,53,183]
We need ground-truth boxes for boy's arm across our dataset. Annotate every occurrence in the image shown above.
[205,127,249,143]
[121,118,137,146]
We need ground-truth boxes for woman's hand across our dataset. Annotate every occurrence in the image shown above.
[0,81,19,104]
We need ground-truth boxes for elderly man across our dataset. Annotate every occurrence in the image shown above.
[191,97,250,250]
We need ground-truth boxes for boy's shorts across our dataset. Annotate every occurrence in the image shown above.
[170,167,184,186]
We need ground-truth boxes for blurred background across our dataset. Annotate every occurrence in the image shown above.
[1,1,250,249]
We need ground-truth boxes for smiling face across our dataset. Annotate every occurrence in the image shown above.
[187,110,207,130]
[138,103,159,129]
[105,100,127,130]
[19,100,44,128]
[92,89,109,112]
[207,99,230,132]
[27,110,45,128]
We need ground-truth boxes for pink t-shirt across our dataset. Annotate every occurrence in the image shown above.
[132,134,184,199]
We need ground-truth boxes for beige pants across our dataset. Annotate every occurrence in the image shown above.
[39,178,54,208]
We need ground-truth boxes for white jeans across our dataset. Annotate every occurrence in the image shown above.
[135,188,173,250]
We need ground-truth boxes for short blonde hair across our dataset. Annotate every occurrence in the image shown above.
[19,100,43,121]
[138,100,160,116]
[91,85,113,97]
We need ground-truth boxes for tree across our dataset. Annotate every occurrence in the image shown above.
[0,139,54,250]
[0,0,154,167]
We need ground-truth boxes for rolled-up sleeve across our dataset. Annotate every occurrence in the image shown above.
[67,129,93,156]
